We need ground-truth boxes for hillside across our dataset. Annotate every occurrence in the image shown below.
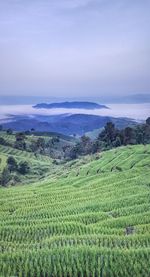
[0,144,150,276]
[33,101,109,109]
[0,144,52,184]
[0,131,76,185]
[2,114,136,135]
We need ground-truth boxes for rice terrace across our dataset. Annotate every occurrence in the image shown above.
[0,141,150,276]
[0,0,150,276]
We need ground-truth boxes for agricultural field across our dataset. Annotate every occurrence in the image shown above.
[0,144,150,276]
[0,131,75,156]
[0,144,52,183]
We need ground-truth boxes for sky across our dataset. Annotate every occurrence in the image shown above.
[0,0,150,99]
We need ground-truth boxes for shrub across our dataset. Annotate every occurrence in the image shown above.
[18,161,30,175]
[0,167,11,186]
[7,156,18,172]
[7,128,13,135]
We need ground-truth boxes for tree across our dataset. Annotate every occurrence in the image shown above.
[146,117,150,126]
[51,137,60,145]
[25,130,31,135]
[123,127,136,145]
[7,128,13,135]
[15,132,26,141]
[79,135,93,155]
[81,135,91,145]
[7,156,18,172]
[64,145,79,160]
[91,140,100,153]
[136,132,144,144]
[0,125,3,131]
[114,136,122,147]
[36,138,45,149]
[98,122,118,148]
[30,141,38,152]
[14,140,26,150]
[0,167,11,186]
[31,128,35,132]
[18,161,30,174]
[68,147,78,160]
[105,122,116,139]
[15,132,26,150]
[31,138,46,154]
[135,125,144,144]
[143,123,150,144]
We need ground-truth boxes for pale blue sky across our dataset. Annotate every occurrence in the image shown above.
[0,0,150,98]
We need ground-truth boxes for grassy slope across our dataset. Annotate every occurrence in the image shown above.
[0,132,75,183]
[0,145,150,276]
[0,144,52,183]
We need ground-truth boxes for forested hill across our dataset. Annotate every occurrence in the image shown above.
[2,114,135,135]
[33,101,109,109]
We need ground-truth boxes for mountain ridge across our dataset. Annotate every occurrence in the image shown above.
[2,114,136,135]
[33,101,109,110]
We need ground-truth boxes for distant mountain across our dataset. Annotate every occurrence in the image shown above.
[33,101,109,110]
[124,94,150,104]
[2,114,136,136]
[1,94,149,105]
[95,94,150,104]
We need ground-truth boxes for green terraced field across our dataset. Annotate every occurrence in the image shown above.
[0,154,7,172]
[0,144,52,183]
[0,145,150,276]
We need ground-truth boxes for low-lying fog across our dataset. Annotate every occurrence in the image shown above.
[0,103,149,123]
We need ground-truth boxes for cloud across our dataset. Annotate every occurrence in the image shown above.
[0,0,150,97]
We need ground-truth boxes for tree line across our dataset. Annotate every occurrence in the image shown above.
[64,117,150,160]
[0,117,150,163]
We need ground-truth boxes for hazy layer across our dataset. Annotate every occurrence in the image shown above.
[0,103,149,122]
